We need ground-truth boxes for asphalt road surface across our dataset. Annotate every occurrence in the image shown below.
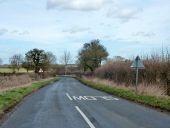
[1,77,170,128]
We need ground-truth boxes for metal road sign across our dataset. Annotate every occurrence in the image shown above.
[131,56,145,69]
[39,68,43,73]
[131,56,145,94]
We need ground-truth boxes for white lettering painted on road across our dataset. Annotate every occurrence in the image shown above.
[75,106,95,128]
[73,96,87,100]
[84,96,97,100]
[66,94,119,101]
[100,96,119,101]
[113,98,119,101]
[66,93,73,101]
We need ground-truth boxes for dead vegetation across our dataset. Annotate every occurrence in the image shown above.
[84,77,166,97]
[93,48,170,96]
[0,74,32,90]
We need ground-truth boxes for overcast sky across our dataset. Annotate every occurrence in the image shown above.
[0,0,170,64]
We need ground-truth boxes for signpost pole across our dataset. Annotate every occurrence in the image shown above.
[135,67,139,94]
[131,56,145,94]
[39,68,43,79]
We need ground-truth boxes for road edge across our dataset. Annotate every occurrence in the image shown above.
[76,77,170,113]
[0,77,60,120]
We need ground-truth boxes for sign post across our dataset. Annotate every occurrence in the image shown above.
[39,68,43,79]
[131,56,145,94]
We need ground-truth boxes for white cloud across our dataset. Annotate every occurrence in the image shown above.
[11,30,19,34]
[19,31,30,35]
[11,30,30,36]
[0,28,8,35]
[107,7,142,22]
[133,31,155,38]
[47,0,111,11]
[0,28,30,37]
[62,27,91,34]
[1,0,170,62]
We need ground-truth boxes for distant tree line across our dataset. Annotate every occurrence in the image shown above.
[8,48,56,73]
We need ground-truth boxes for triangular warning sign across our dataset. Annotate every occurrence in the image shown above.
[131,56,145,69]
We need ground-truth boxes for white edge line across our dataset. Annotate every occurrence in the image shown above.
[66,93,73,101]
[75,106,95,128]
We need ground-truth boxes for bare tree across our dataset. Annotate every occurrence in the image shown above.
[46,52,57,64]
[60,51,71,75]
[9,54,23,72]
[22,58,33,73]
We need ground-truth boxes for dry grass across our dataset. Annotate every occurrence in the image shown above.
[0,77,55,92]
[0,75,32,90]
[79,77,170,111]
[137,84,166,97]
[83,77,166,97]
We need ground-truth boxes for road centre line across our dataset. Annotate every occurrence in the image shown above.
[75,106,95,128]
[66,93,73,101]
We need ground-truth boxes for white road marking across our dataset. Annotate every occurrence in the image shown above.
[66,93,73,101]
[73,96,86,100]
[66,93,119,101]
[84,96,97,100]
[98,96,119,101]
[75,106,95,128]
[72,96,119,101]
[113,98,119,101]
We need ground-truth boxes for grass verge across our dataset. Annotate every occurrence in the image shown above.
[78,78,170,111]
[0,77,59,118]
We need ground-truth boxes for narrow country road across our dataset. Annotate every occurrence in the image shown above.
[1,77,170,128]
